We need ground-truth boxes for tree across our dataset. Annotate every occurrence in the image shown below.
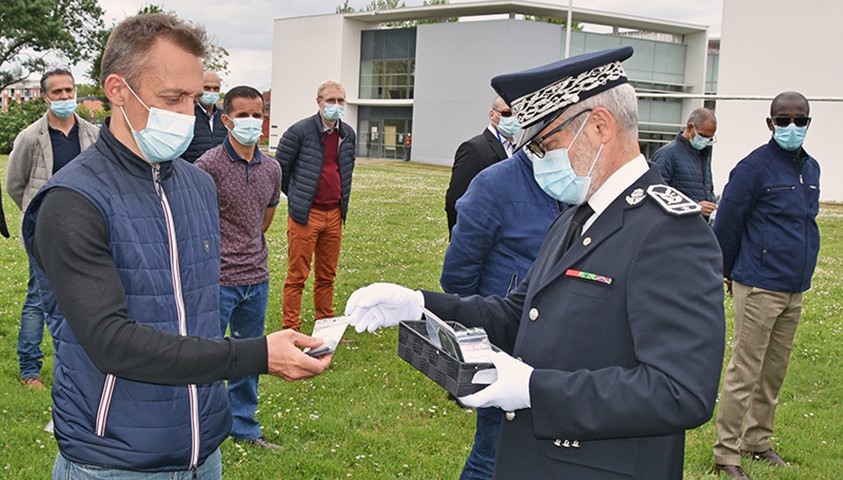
[524,15,583,29]
[87,4,230,83]
[0,0,105,92]
[0,98,47,154]
[336,0,355,13]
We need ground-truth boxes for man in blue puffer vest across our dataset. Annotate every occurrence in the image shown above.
[23,13,331,479]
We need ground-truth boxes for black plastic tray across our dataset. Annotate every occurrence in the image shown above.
[397,320,493,397]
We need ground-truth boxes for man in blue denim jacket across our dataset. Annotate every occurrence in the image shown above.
[712,91,821,479]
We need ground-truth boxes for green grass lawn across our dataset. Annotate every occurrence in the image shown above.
[0,154,840,479]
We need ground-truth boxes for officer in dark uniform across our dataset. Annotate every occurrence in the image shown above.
[345,47,725,480]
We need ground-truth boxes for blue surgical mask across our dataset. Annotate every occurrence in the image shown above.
[497,116,522,138]
[120,79,195,163]
[773,124,807,151]
[529,113,601,205]
[49,98,77,119]
[228,117,263,146]
[690,126,712,151]
[201,91,220,106]
[323,103,344,121]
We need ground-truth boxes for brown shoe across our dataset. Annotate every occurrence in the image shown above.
[21,377,45,390]
[713,464,750,480]
[741,448,787,466]
[242,436,283,451]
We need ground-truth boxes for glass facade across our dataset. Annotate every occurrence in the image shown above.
[360,28,417,100]
[357,106,413,159]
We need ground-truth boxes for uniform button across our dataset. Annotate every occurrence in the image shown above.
[529,308,539,321]
[572,440,580,448]
[553,439,562,447]
[583,237,592,246]
[562,440,571,448]
[505,411,516,421]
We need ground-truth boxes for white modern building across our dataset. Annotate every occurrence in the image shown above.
[270,0,843,201]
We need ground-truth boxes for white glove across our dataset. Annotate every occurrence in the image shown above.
[345,283,424,333]
[458,350,533,411]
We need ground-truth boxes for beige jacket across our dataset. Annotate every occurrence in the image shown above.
[5,112,99,243]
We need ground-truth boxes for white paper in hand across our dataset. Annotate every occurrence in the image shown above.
[304,316,351,357]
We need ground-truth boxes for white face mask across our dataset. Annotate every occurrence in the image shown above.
[227,116,263,146]
[119,78,195,163]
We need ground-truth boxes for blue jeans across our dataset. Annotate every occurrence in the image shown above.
[219,282,269,441]
[17,261,46,379]
[459,407,503,480]
[52,449,222,479]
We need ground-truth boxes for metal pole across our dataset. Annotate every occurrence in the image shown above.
[564,0,573,58]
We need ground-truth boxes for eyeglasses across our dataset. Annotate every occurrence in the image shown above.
[692,125,717,146]
[526,109,592,159]
[320,97,346,106]
[771,116,811,128]
[494,109,514,118]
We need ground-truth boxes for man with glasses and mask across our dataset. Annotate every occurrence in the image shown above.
[22,13,331,478]
[343,47,725,479]
[196,86,283,450]
[652,107,718,220]
[183,70,227,163]
[276,80,356,332]
[445,96,521,237]
[6,64,99,390]
[712,91,820,480]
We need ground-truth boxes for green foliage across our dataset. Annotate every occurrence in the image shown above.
[0,99,46,154]
[0,156,841,478]
[336,0,355,13]
[0,0,105,91]
[524,15,583,29]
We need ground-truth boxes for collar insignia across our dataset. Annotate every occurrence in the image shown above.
[626,188,645,206]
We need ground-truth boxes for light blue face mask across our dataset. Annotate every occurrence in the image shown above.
[497,115,522,138]
[323,103,344,121]
[529,113,602,205]
[773,124,807,151]
[120,79,196,163]
[690,126,713,151]
[201,91,220,106]
[228,116,263,146]
[49,98,77,119]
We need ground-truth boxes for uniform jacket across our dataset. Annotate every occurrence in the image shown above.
[275,113,356,224]
[713,139,820,292]
[182,103,227,163]
[445,128,509,234]
[425,166,725,479]
[651,132,715,203]
[5,112,99,243]
[0,183,8,237]
[441,150,564,297]
[22,126,230,471]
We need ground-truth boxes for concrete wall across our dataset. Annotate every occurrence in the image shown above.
[270,15,363,151]
[714,0,843,201]
[412,19,562,166]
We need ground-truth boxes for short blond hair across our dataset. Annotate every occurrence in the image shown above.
[317,80,345,98]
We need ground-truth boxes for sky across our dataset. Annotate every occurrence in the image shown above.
[77,0,724,90]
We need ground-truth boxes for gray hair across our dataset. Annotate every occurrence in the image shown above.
[317,80,345,98]
[100,13,208,86]
[564,83,639,139]
[687,107,715,128]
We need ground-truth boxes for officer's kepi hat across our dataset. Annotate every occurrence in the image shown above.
[492,46,634,150]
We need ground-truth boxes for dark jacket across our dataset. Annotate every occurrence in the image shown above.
[425,166,725,479]
[441,150,564,297]
[652,132,715,203]
[275,113,356,224]
[0,183,8,237]
[182,103,227,163]
[713,139,820,292]
[445,128,509,235]
[23,128,230,471]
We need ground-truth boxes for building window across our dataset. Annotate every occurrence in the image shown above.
[360,28,416,100]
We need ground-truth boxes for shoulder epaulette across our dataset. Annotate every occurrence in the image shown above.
[646,184,702,216]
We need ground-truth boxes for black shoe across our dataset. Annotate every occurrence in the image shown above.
[741,448,787,466]
[713,463,750,480]
[238,436,282,451]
